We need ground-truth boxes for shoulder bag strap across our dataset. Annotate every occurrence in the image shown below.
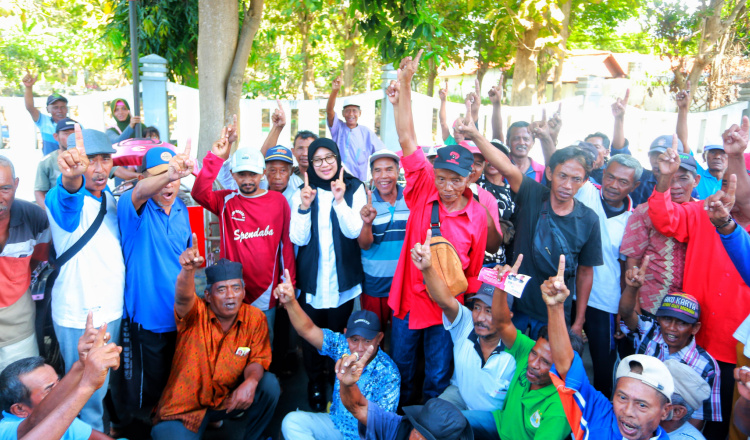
[430,201,442,237]
[53,193,108,268]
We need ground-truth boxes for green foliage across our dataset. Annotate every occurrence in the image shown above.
[568,0,650,53]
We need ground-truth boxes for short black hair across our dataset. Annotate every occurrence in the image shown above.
[294,130,318,146]
[538,325,584,356]
[548,146,593,179]
[0,356,47,412]
[144,126,160,139]
[506,121,531,145]
[585,132,611,149]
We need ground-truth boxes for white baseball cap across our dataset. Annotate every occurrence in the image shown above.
[230,148,265,174]
[342,97,361,109]
[616,354,674,403]
[369,149,400,167]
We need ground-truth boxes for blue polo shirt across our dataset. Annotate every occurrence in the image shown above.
[695,162,722,200]
[361,185,409,298]
[0,410,92,440]
[33,113,59,155]
[118,189,192,333]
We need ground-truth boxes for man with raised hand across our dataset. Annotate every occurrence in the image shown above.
[326,71,384,182]
[648,120,750,439]
[544,255,674,440]
[438,80,465,145]
[275,269,399,440]
[151,240,279,440]
[386,50,489,406]
[22,70,70,155]
[34,118,77,209]
[336,346,473,440]
[193,126,296,334]
[489,74,505,144]
[45,124,124,431]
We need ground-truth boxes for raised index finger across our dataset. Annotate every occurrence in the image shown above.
[639,255,650,277]
[671,133,679,151]
[74,123,85,154]
[727,173,738,199]
[183,138,192,158]
[413,49,424,65]
[366,189,372,205]
[623,88,630,105]
[339,167,344,181]
[423,229,432,248]
[85,311,94,331]
[191,233,199,251]
[556,255,566,280]
[511,254,523,273]
[304,172,309,187]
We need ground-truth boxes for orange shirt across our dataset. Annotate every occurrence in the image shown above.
[154,296,271,432]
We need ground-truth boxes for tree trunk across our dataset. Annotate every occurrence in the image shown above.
[707,30,732,109]
[553,0,572,101]
[511,24,541,106]
[426,55,438,96]
[477,61,490,93]
[300,14,315,99]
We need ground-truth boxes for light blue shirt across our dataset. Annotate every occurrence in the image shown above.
[328,113,384,182]
[33,113,59,155]
[695,162,722,200]
[0,410,92,440]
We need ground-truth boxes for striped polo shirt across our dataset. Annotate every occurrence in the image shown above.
[361,185,409,298]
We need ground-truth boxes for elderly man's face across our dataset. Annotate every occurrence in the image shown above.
[371,157,399,198]
[11,365,59,417]
[346,333,383,363]
[294,136,314,169]
[705,149,728,173]
[205,278,245,321]
[601,161,639,206]
[668,169,699,204]
[508,126,534,160]
[434,168,469,205]
[265,161,292,193]
[585,136,608,168]
[144,171,180,208]
[343,106,361,128]
[84,154,113,196]
[47,102,68,122]
[0,165,19,221]
[526,338,553,388]
[613,377,671,440]
[471,299,497,338]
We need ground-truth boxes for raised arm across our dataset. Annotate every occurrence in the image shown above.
[489,74,504,142]
[470,79,481,123]
[531,108,557,165]
[438,80,451,142]
[337,345,376,427]
[722,116,750,222]
[611,89,629,152]
[22,70,41,122]
[175,234,202,319]
[412,230,460,322]
[618,255,650,331]
[655,134,683,193]
[455,100,524,192]
[543,255,574,379]
[390,50,424,157]
[131,140,194,210]
[326,71,343,127]
[491,256,524,348]
[273,269,324,350]
[675,82,691,153]
[358,189,377,250]
[261,101,286,155]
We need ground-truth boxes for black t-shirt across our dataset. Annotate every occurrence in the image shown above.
[510,175,603,323]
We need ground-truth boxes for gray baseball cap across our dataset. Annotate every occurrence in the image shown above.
[66,129,116,155]
[649,135,683,155]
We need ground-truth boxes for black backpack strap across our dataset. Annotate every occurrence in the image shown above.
[430,201,442,237]
[53,193,108,268]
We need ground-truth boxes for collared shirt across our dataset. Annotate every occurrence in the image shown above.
[550,352,671,440]
[328,113,385,182]
[388,149,488,330]
[620,203,687,315]
[290,184,366,309]
[443,303,515,411]
[33,113,59,155]
[361,186,409,298]
[575,181,633,314]
[320,329,400,439]
[154,298,271,432]
[216,158,303,208]
[523,158,545,183]
[0,410,92,440]
[648,188,750,363]
[118,190,193,332]
[621,315,721,422]
[0,200,50,347]
[194,152,297,310]
[358,401,406,440]
[34,150,61,193]
[492,331,570,440]
[695,162,722,200]
[46,176,124,329]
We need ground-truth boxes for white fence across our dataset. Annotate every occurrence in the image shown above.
[0,81,747,202]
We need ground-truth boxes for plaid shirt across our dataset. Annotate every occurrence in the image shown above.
[621,315,721,422]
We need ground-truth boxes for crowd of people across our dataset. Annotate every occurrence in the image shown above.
[1,50,750,440]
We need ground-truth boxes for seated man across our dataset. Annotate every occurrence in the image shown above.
[151,241,280,440]
[662,360,711,440]
[0,312,120,440]
[544,255,674,440]
[337,347,472,440]
[409,230,515,413]
[619,266,721,429]
[275,269,399,440]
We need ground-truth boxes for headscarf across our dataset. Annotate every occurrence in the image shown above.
[306,138,359,190]
[110,98,132,133]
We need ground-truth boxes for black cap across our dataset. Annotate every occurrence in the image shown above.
[344,310,380,340]
[403,399,474,440]
[46,93,68,106]
[434,145,473,177]
[205,259,243,285]
[55,118,77,133]
[677,153,698,174]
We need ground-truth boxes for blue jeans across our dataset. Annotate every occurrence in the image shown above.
[510,310,546,340]
[462,410,500,440]
[53,318,121,432]
[391,313,453,405]
[151,372,280,440]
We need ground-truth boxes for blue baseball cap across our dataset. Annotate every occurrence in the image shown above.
[66,129,116,155]
[142,147,175,175]
[649,135,683,155]
[703,140,724,152]
[55,118,77,133]
[264,145,294,164]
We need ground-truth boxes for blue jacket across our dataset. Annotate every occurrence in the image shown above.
[720,225,750,286]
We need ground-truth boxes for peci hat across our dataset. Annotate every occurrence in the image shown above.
[66,129,116,155]
[344,310,381,340]
[205,258,243,285]
[649,135,684,155]
[142,147,175,176]
[264,145,294,164]
[656,292,700,324]
[434,145,473,177]
[55,118,77,133]
[616,354,674,403]
[664,359,710,412]
[231,148,265,174]
[369,149,400,167]
[402,398,474,440]
[47,93,68,106]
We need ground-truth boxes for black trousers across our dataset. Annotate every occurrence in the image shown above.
[299,298,354,385]
[583,306,618,399]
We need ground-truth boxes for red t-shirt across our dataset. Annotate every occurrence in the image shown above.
[388,149,488,329]
[192,152,296,309]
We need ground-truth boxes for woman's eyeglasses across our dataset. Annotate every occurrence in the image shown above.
[312,154,337,168]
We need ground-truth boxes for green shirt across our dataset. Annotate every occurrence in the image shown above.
[34,150,60,193]
[492,330,571,440]
[445,134,457,145]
